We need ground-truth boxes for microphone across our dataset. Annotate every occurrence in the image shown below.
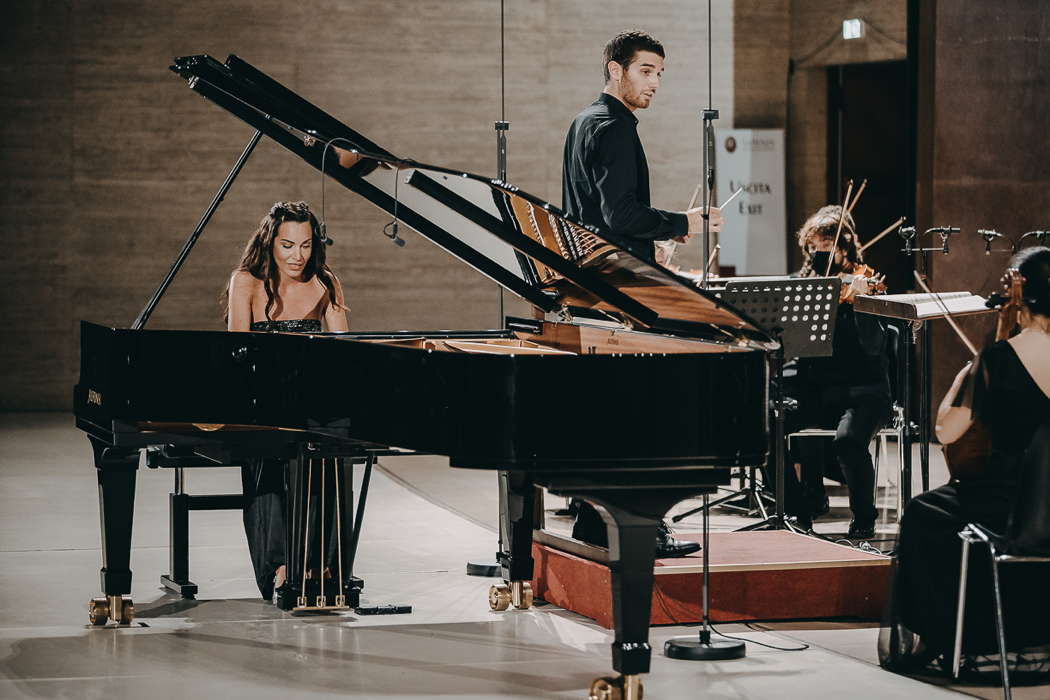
[383,220,405,247]
[978,229,1003,255]
[319,222,335,246]
[899,225,917,254]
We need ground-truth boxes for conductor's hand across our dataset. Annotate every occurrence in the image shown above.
[686,206,724,235]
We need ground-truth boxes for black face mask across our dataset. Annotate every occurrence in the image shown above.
[810,250,831,275]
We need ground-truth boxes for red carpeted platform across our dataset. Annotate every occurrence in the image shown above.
[531,530,890,628]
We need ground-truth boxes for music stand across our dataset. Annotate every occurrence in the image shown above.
[672,277,840,528]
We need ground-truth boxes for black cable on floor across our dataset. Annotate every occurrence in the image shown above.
[707,622,810,652]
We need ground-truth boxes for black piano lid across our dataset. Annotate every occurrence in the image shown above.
[170,54,775,350]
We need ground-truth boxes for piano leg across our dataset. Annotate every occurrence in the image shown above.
[490,471,536,611]
[89,437,139,626]
[574,492,680,700]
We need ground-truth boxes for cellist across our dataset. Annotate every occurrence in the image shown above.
[881,246,1050,671]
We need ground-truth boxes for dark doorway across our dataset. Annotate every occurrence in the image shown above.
[827,60,912,294]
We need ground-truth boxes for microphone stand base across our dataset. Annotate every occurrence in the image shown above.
[664,636,746,660]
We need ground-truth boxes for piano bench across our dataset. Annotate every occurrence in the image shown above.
[163,486,246,598]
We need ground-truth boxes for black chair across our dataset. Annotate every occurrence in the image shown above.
[951,419,1050,698]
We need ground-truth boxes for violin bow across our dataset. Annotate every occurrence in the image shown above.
[912,270,979,357]
[846,178,867,214]
[825,179,854,276]
[859,216,906,254]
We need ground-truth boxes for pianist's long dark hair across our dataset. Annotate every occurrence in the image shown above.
[223,201,340,321]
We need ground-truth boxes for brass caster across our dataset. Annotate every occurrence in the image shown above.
[118,599,134,625]
[511,581,534,610]
[589,675,642,700]
[488,583,511,611]
[88,597,110,626]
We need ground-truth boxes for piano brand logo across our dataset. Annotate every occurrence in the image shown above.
[87,389,103,407]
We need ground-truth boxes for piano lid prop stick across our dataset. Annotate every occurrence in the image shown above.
[847,178,868,214]
[912,270,979,357]
[825,180,854,276]
[859,216,906,253]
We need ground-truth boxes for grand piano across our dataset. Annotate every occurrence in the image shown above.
[74,54,775,699]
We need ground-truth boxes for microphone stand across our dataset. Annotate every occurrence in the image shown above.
[467,0,508,580]
[665,0,746,662]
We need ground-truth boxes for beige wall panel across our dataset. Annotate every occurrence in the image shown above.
[4,0,735,409]
[1,2,75,410]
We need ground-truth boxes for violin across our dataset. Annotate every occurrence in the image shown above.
[942,268,1024,480]
[836,261,887,304]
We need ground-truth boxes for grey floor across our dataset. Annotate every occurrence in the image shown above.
[0,413,1037,699]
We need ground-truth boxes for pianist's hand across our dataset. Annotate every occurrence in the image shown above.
[685,205,723,235]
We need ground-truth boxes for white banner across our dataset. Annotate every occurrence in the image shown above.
[715,129,786,275]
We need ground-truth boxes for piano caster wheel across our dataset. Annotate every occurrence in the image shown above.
[511,581,533,610]
[589,674,642,700]
[488,584,511,611]
[118,599,135,625]
[89,597,109,626]
[88,595,134,626]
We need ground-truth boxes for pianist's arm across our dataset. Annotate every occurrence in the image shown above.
[228,271,255,332]
[324,274,349,332]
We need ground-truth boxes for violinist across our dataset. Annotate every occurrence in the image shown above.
[784,204,891,538]
[881,247,1050,672]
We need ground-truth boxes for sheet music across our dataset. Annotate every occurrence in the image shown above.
[854,292,989,320]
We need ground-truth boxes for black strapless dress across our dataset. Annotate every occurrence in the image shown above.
[249,318,322,333]
[242,318,321,599]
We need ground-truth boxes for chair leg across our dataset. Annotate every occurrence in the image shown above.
[952,534,972,679]
[988,546,1011,700]
[873,438,881,502]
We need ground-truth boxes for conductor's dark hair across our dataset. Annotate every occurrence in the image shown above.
[603,30,665,82]
[1012,246,1050,317]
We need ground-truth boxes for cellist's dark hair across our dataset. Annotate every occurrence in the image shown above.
[1012,246,1050,317]
[222,201,339,321]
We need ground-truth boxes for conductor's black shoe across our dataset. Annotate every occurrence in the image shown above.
[655,523,702,558]
[847,520,876,540]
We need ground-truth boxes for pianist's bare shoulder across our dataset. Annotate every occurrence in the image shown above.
[227,270,261,331]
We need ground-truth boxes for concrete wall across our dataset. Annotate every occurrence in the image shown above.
[2,0,734,410]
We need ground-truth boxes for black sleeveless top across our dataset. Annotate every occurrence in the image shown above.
[964,340,1050,480]
[249,319,322,333]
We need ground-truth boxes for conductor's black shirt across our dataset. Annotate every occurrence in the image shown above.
[562,93,687,261]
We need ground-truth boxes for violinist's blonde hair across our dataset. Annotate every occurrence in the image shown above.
[797,205,863,276]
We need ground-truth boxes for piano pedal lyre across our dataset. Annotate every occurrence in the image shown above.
[487,581,533,611]
[88,595,134,626]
